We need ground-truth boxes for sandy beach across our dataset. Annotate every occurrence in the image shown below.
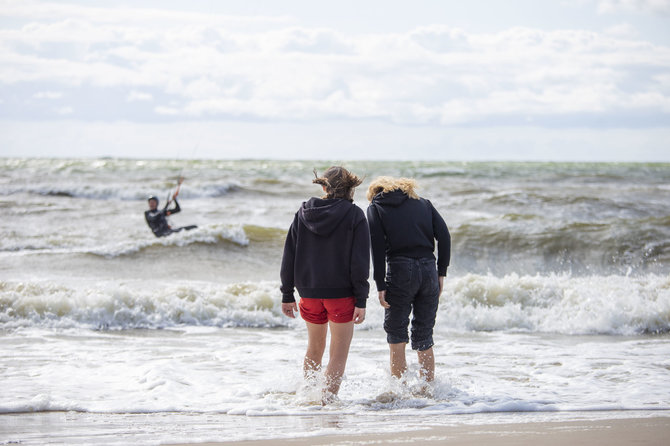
[169,416,670,446]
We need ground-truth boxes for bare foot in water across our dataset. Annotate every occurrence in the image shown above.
[375,391,399,403]
[410,382,434,398]
[321,391,341,406]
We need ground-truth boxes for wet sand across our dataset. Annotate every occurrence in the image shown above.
[167,416,670,446]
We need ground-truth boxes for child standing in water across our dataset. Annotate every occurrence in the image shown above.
[366,177,450,389]
[280,166,370,403]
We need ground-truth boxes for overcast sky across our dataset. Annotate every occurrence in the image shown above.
[1,0,669,161]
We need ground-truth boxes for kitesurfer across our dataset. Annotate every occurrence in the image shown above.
[145,177,197,237]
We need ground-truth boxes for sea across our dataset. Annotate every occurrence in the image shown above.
[1,158,669,445]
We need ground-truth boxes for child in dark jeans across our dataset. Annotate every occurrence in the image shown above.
[280,166,370,403]
[366,177,451,385]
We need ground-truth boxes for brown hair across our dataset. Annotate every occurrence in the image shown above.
[313,166,363,201]
[366,176,419,202]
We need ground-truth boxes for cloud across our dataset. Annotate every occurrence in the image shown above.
[154,106,180,116]
[604,23,638,37]
[598,0,670,15]
[0,1,669,128]
[408,25,471,53]
[0,0,291,28]
[33,91,62,99]
[126,90,153,102]
[275,27,353,54]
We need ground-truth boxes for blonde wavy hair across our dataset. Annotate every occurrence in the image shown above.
[366,176,419,202]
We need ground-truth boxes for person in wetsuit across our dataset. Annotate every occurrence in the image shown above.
[145,177,197,237]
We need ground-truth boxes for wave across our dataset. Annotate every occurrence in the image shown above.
[0,382,562,416]
[243,224,287,244]
[2,215,667,277]
[452,215,670,275]
[0,280,284,331]
[1,183,241,201]
[87,224,251,257]
[1,273,668,335]
[0,224,250,257]
[439,273,670,335]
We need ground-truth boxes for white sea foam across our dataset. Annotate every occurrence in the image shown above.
[1,280,669,446]
[1,324,668,417]
[1,273,668,335]
[87,223,250,257]
[0,223,249,256]
[0,280,283,330]
[440,273,670,335]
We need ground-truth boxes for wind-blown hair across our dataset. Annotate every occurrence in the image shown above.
[313,166,363,201]
[366,176,419,202]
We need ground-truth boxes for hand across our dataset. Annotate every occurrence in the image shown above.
[353,307,366,324]
[378,290,390,309]
[438,276,445,297]
[282,302,297,318]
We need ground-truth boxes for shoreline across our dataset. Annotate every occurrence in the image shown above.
[2,409,669,445]
[167,416,670,446]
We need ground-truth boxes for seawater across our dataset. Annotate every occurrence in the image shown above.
[1,158,669,445]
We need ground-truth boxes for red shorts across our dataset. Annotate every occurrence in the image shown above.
[299,297,355,324]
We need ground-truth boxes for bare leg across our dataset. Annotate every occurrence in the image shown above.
[304,321,327,379]
[417,347,435,382]
[324,321,354,396]
[389,342,408,379]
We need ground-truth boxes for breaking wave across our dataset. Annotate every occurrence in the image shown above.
[0,224,250,257]
[0,280,284,330]
[439,273,670,335]
[2,273,668,335]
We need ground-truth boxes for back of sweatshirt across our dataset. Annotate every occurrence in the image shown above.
[280,197,370,308]
[367,190,450,291]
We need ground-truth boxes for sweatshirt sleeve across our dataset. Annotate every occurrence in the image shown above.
[350,214,371,308]
[430,201,451,276]
[366,204,388,291]
[279,213,299,303]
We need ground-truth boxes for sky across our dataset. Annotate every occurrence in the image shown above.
[1,0,669,161]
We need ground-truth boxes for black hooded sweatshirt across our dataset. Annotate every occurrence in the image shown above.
[367,190,451,291]
[280,197,370,308]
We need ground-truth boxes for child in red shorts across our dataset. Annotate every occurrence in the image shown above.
[280,166,370,403]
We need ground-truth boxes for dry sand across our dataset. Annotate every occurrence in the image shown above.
[168,416,670,446]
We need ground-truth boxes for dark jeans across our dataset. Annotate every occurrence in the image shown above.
[384,256,440,351]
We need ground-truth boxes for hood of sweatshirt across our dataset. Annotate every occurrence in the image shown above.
[298,197,354,236]
[371,189,409,207]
